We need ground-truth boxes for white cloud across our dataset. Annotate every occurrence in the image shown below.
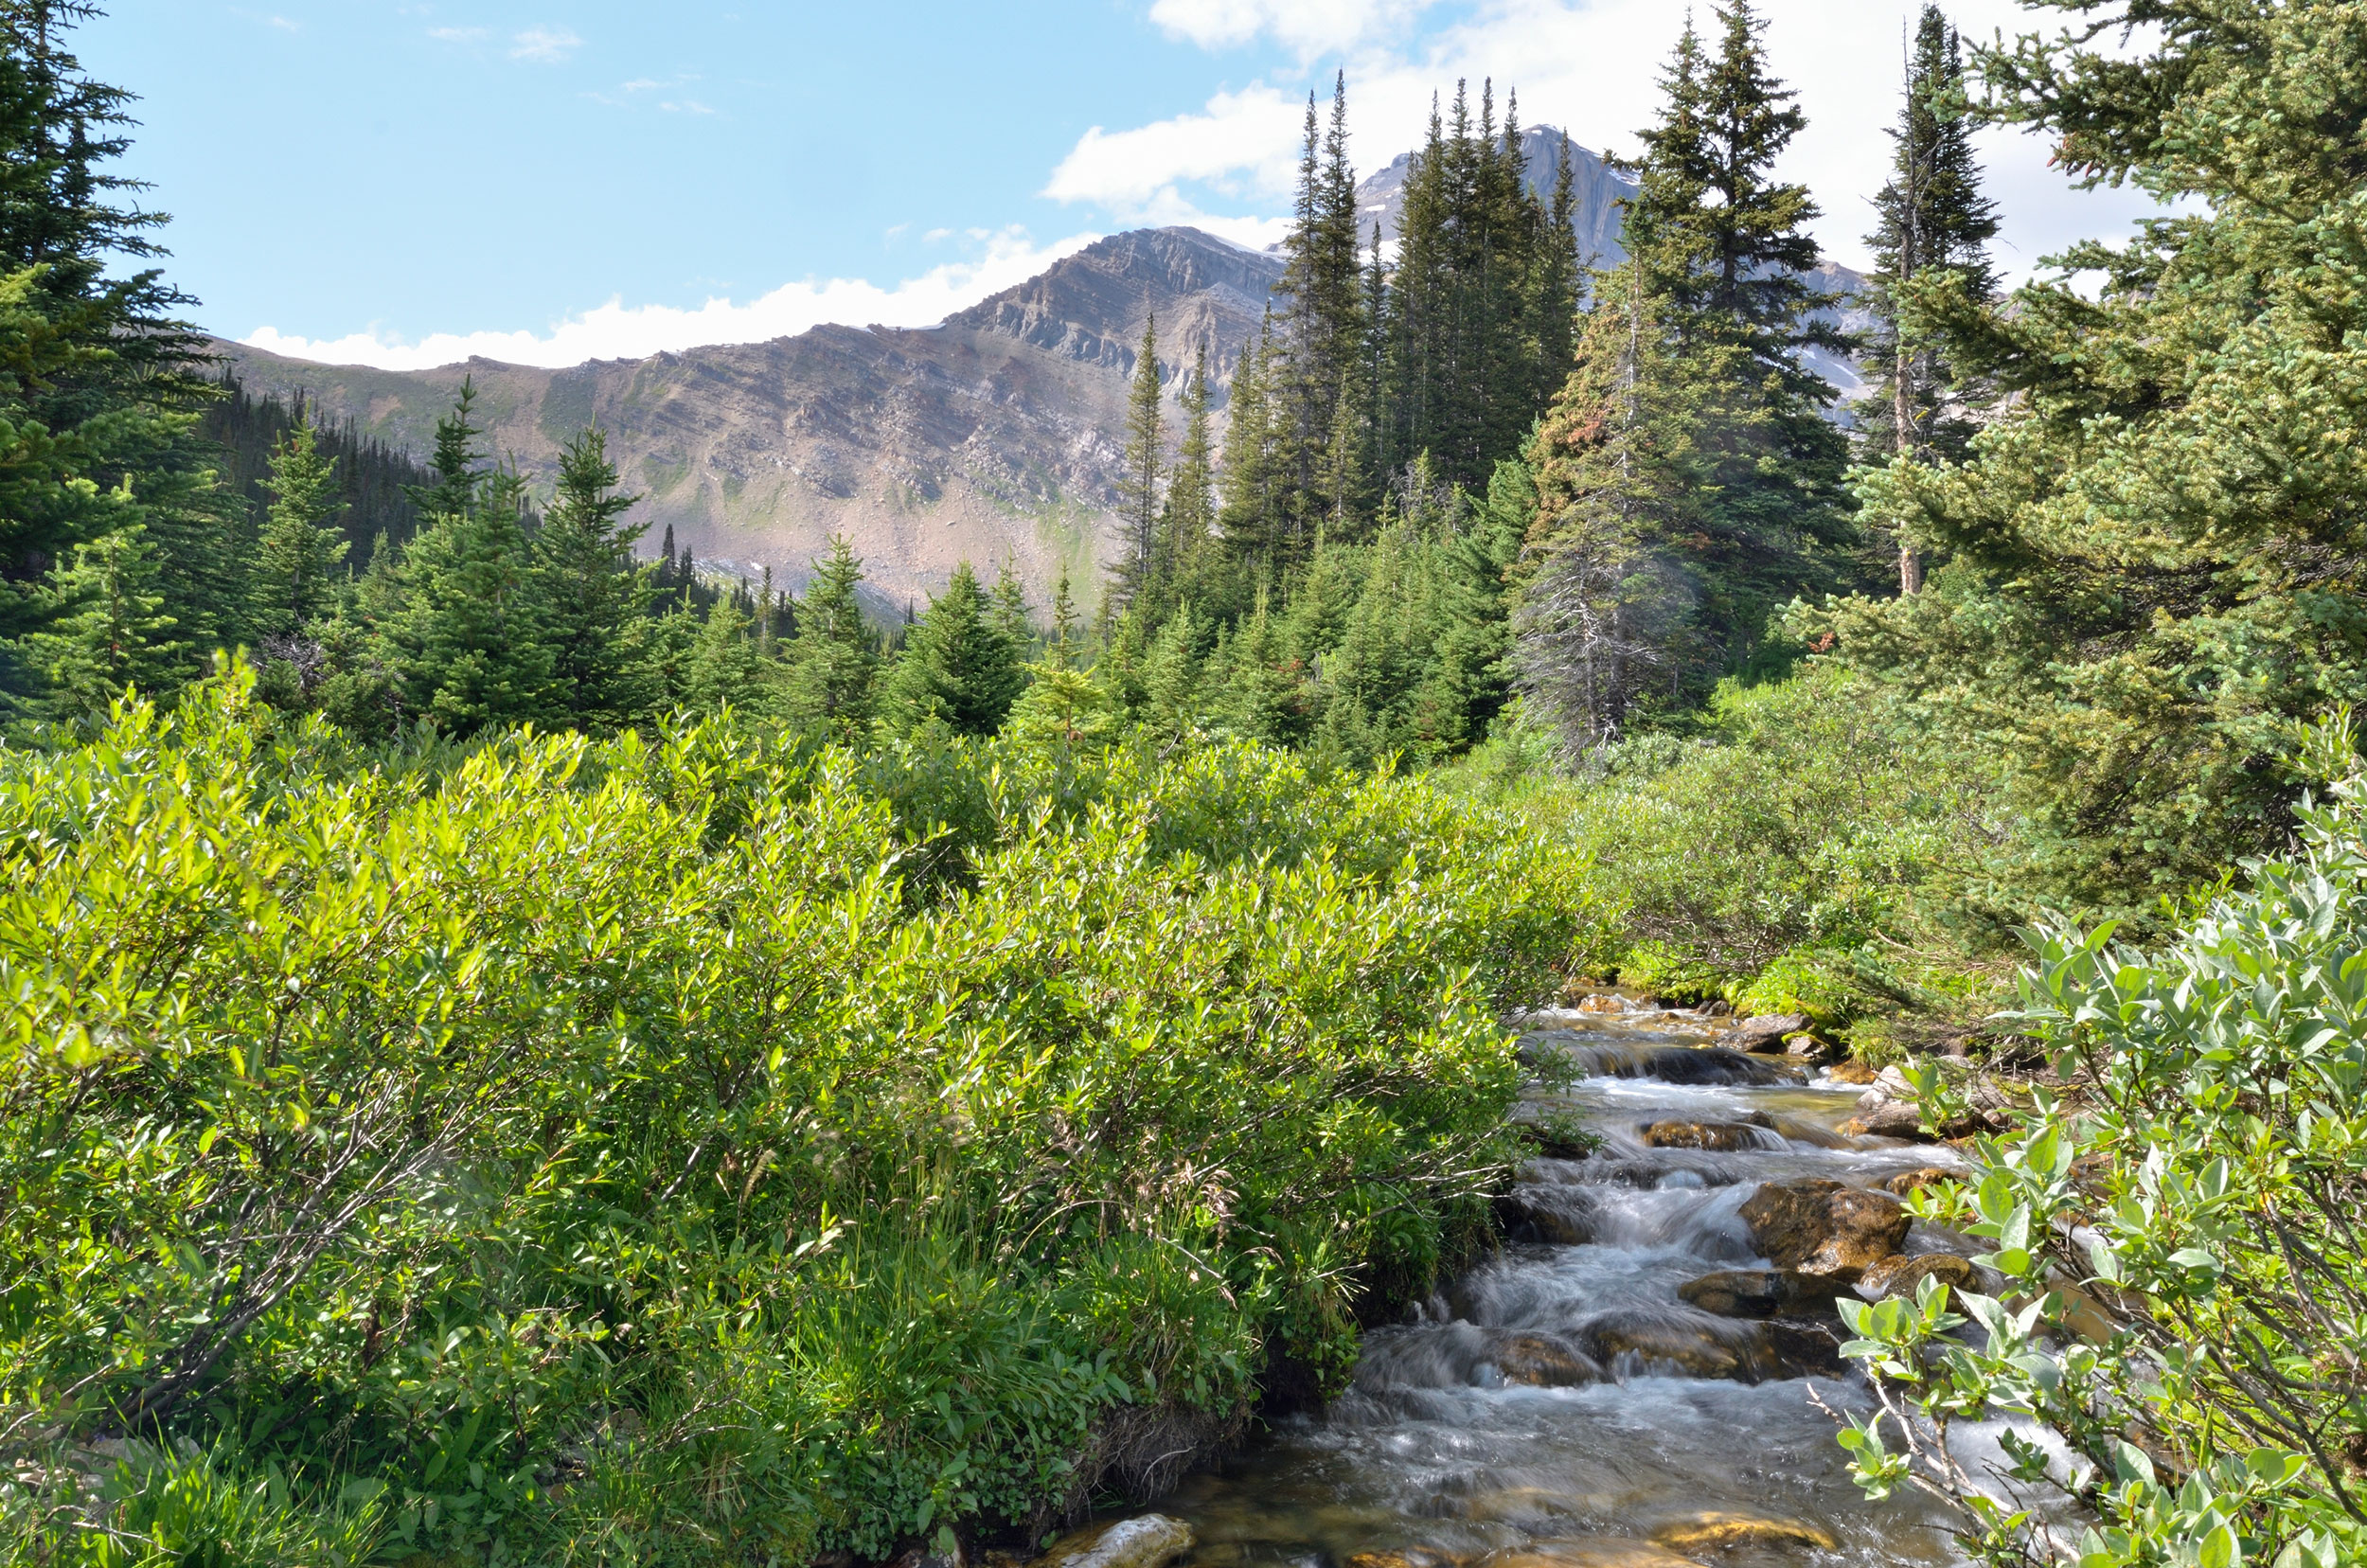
[427,25,488,42]
[510,25,583,62]
[1148,0,1436,57]
[659,98,715,116]
[240,229,1102,372]
[1063,0,2177,284]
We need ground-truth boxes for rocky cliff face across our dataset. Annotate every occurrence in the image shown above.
[218,227,1285,609]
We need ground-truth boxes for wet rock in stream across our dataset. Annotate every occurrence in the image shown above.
[1648,1512,1839,1553]
[1490,1331,1605,1387]
[1637,1115,1775,1150]
[1478,1541,1700,1568]
[1026,1516,1193,1568]
[1675,1268,1839,1319]
[1721,1013,1807,1052]
[1736,1177,1912,1280]
[1855,1252,1978,1300]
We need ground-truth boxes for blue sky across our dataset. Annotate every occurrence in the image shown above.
[82,0,2170,370]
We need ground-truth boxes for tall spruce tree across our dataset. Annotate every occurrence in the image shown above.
[1114,313,1163,608]
[535,428,649,729]
[246,417,347,641]
[1157,342,1218,604]
[383,419,554,734]
[0,3,216,700]
[1855,4,2001,594]
[1809,0,2367,910]
[782,534,878,738]
[1559,0,1855,667]
[1219,310,1286,575]
[1271,73,1369,544]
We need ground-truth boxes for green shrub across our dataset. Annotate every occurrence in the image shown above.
[1833,720,2367,1566]
[0,668,1593,1564]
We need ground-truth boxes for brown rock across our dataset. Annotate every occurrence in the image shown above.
[1676,1269,1835,1319]
[1639,1117,1772,1151]
[1648,1513,1839,1553]
[1839,1099,1931,1141]
[1880,1166,1956,1198]
[1856,1253,1978,1301]
[1579,1313,1746,1379]
[1725,1013,1807,1053]
[1480,1542,1699,1568]
[1737,1178,1913,1281]
[1027,1516,1193,1568]
[1761,1319,1850,1379]
[1825,1060,1879,1085]
[1499,1192,1590,1245]
[1492,1332,1603,1387]
[1577,993,1625,1014]
[1345,1550,1461,1568]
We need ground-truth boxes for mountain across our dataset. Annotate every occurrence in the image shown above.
[217,227,1286,609]
[217,127,1867,606]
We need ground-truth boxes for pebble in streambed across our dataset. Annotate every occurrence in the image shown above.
[1151,992,1994,1568]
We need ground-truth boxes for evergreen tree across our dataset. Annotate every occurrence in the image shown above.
[1854,4,2001,593]
[1219,310,1285,575]
[0,4,212,694]
[1272,73,1369,544]
[535,428,650,729]
[385,454,554,735]
[1525,0,1855,696]
[782,535,878,739]
[879,561,1026,736]
[1808,0,2367,908]
[1114,313,1163,608]
[1157,343,1218,605]
[989,557,1032,650]
[247,416,347,641]
[27,517,183,720]
[685,589,766,712]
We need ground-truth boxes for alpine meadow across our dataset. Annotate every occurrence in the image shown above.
[7,4,2367,1568]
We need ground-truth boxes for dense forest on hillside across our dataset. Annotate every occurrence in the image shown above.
[6,0,2367,1566]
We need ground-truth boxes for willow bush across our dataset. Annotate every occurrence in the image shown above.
[0,668,1593,1567]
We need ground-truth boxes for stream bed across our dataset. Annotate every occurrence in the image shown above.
[1158,997,1990,1567]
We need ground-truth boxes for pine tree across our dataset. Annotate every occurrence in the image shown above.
[1558,0,1856,671]
[1114,312,1163,608]
[0,4,212,695]
[878,561,1026,736]
[781,535,878,739]
[1270,73,1369,544]
[1158,343,1218,601]
[1219,310,1284,575]
[1047,564,1080,668]
[385,454,554,734]
[247,416,347,641]
[536,428,650,729]
[989,558,1032,651]
[1856,4,2001,593]
[28,518,184,720]
[685,589,766,712]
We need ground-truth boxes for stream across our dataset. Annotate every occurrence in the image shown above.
[1157,996,1997,1567]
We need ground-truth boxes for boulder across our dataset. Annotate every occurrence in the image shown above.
[1480,1541,1699,1568]
[1639,1117,1771,1151]
[1648,1514,1838,1554]
[1028,1517,1193,1568]
[1856,1253,1978,1301]
[1498,1191,1590,1245]
[1676,1269,1834,1319]
[1578,1312,1746,1379]
[1825,1060,1880,1085]
[1880,1166,1956,1198]
[1491,1332,1603,1387]
[1738,1178,1913,1280]
[1642,1047,1799,1086]
[1785,1035,1838,1063]
[1840,1099,1930,1140]
[1345,1552,1460,1568]
[1761,1319,1850,1379]
[1725,1013,1807,1052]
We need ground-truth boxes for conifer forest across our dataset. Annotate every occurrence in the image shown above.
[7,2,2367,1566]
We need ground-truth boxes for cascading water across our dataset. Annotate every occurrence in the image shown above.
[1157,997,1990,1567]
